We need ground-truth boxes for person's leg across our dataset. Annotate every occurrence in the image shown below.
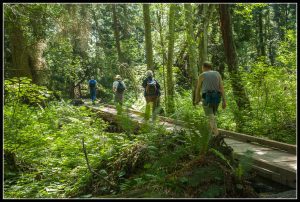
[203,101,219,136]
[120,93,123,106]
[152,97,157,121]
[152,97,162,121]
[91,89,95,104]
[208,114,219,136]
[92,89,96,102]
[145,99,151,120]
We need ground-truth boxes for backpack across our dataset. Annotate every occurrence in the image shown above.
[146,79,157,96]
[89,80,96,89]
[117,81,125,93]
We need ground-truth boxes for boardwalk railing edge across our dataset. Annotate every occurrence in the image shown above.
[86,103,296,155]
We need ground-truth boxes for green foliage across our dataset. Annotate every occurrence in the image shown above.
[4,95,109,198]
[4,77,53,106]
[240,56,296,143]
[3,3,296,198]
[235,150,253,182]
[209,148,234,171]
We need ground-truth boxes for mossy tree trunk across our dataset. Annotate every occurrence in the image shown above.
[184,4,198,104]
[112,5,124,66]
[6,8,32,79]
[166,4,177,114]
[143,4,154,72]
[219,4,251,130]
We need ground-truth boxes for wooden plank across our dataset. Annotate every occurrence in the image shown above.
[228,142,274,154]
[84,103,297,188]
[235,149,296,164]
[234,153,296,177]
[219,129,296,154]
[224,138,245,145]
[251,165,296,188]
[101,103,296,154]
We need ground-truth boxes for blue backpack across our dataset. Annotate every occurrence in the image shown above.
[89,80,96,89]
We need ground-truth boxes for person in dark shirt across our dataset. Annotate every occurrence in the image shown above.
[88,76,97,105]
[113,75,126,106]
[142,70,161,121]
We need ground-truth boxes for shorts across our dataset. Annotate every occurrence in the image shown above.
[202,91,221,116]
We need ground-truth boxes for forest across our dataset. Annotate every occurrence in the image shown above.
[3,3,296,198]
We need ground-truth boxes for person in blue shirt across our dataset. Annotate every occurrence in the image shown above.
[88,76,97,105]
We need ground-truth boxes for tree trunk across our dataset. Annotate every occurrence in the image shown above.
[166,4,177,114]
[143,4,154,71]
[258,8,266,57]
[219,4,251,112]
[6,13,32,79]
[184,4,198,104]
[157,6,167,106]
[265,6,275,65]
[112,5,124,65]
[29,40,47,85]
[122,5,130,39]
[198,4,214,72]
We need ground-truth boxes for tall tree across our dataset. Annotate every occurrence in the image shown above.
[166,4,177,114]
[184,4,198,104]
[27,5,49,85]
[198,4,214,70]
[143,4,154,71]
[5,5,32,79]
[156,4,167,104]
[219,4,251,124]
[112,5,124,65]
[254,7,266,57]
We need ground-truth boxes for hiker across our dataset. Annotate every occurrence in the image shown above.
[194,61,227,136]
[112,75,126,105]
[142,70,161,121]
[88,76,97,105]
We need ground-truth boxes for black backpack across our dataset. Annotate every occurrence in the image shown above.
[117,81,125,93]
[146,79,157,96]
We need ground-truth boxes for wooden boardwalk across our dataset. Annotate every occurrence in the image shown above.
[83,101,296,188]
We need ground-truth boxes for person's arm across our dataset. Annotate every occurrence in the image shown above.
[219,74,226,109]
[194,74,204,105]
[156,79,161,90]
[113,82,116,92]
[142,78,147,88]
[123,81,126,91]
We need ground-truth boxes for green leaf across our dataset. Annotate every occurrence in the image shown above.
[118,170,126,177]
[144,163,151,169]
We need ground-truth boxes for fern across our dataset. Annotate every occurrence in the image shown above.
[209,148,234,171]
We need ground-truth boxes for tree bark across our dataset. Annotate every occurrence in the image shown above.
[166,4,177,114]
[112,5,124,65]
[157,6,167,105]
[143,4,154,71]
[184,4,198,104]
[6,11,32,79]
[219,4,251,112]
[258,8,266,57]
[198,4,214,71]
